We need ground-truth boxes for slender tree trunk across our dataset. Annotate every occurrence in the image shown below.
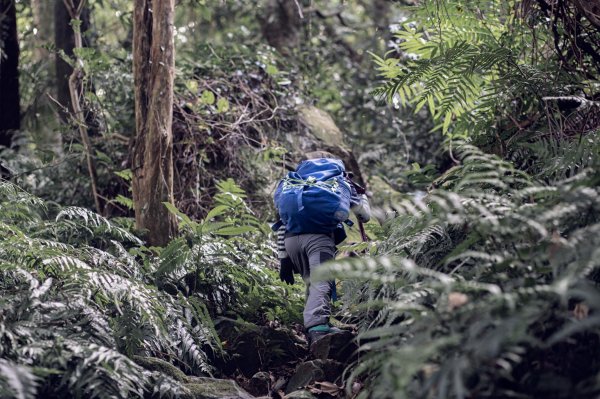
[54,0,92,118]
[62,0,103,215]
[0,0,20,149]
[132,0,177,246]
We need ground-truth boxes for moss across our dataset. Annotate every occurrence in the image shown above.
[182,378,253,399]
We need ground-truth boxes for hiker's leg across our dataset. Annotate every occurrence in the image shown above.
[284,235,310,279]
[302,234,335,330]
[285,235,314,321]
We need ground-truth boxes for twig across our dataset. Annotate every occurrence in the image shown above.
[12,153,81,178]
[293,0,304,19]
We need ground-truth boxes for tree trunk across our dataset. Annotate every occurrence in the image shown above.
[32,0,54,62]
[32,0,63,153]
[132,0,177,246]
[0,0,20,149]
[259,0,302,54]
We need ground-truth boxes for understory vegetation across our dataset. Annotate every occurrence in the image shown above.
[0,179,303,398]
[1,0,600,398]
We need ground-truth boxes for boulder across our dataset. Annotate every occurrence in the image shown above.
[283,105,366,187]
[297,106,345,149]
[309,330,357,363]
[285,359,343,394]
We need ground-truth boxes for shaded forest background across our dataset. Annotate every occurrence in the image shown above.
[1,0,600,398]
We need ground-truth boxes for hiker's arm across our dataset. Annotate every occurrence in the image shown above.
[349,185,371,223]
[277,225,288,259]
[276,224,294,284]
[351,194,371,222]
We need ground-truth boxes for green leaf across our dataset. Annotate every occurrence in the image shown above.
[95,150,112,165]
[114,169,132,181]
[114,195,133,210]
[204,205,229,221]
[214,226,256,236]
[186,80,198,93]
[443,112,453,134]
[199,221,233,234]
[156,237,191,278]
[265,64,279,76]
[216,97,229,113]
[200,90,215,105]
[163,202,195,229]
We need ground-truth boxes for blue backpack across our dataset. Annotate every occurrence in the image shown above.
[274,158,352,234]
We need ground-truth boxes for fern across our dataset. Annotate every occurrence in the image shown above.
[373,0,582,140]
[320,141,600,398]
[56,206,143,245]
[0,184,226,395]
[0,359,38,399]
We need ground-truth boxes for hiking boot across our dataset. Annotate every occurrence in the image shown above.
[307,325,343,347]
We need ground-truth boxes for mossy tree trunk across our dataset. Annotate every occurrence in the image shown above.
[0,0,20,149]
[131,0,177,246]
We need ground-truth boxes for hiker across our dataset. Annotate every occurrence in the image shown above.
[273,151,370,347]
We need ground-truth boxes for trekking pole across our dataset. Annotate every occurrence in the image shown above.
[358,219,368,243]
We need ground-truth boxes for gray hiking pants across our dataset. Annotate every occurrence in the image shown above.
[284,233,335,329]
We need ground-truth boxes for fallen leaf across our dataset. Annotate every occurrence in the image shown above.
[574,302,589,320]
[308,381,342,396]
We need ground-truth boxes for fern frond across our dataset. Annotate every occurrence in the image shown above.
[56,207,142,244]
[0,359,38,399]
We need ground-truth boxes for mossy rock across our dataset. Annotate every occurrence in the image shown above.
[133,356,189,383]
[297,105,345,148]
[182,377,254,399]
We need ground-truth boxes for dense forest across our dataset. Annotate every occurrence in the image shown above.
[1,0,600,398]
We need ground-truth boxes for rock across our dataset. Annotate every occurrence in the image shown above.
[297,106,345,148]
[133,356,253,399]
[216,318,306,377]
[272,376,287,393]
[133,356,189,382]
[183,377,255,399]
[283,390,317,399]
[309,330,357,363]
[285,360,343,394]
[247,371,271,396]
[288,105,366,187]
[285,361,324,394]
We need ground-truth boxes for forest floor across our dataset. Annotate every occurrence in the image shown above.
[216,317,358,398]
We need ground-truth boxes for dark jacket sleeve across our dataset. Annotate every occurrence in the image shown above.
[277,225,288,259]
